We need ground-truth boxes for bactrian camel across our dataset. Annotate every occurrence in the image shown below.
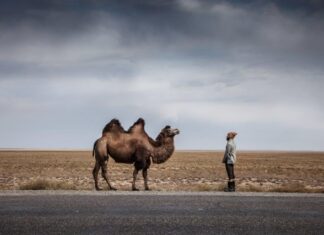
[92,118,180,191]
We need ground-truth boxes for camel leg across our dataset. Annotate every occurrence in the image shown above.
[101,160,117,191]
[143,169,149,191]
[132,168,139,191]
[93,161,102,191]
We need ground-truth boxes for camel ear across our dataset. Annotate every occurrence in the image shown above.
[165,125,171,129]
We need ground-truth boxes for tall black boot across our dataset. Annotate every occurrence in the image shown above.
[229,181,235,192]
[224,182,231,192]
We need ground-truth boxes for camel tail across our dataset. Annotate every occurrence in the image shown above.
[92,139,98,157]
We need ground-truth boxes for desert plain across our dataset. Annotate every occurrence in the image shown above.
[0,150,323,193]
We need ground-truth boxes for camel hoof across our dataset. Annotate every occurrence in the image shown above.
[95,187,103,191]
[132,188,139,191]
[145,187,150,191]
[110,187,117,191]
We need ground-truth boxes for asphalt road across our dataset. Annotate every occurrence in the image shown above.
[0,191,324,235]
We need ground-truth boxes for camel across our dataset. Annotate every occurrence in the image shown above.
[92,118,180,191]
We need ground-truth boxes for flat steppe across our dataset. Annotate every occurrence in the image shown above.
[0,150,323,192]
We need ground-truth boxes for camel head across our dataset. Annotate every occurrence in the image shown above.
[164,125,180,137]
[156,125,180,142]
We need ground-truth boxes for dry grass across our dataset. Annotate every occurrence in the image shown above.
[19,179,76,190]
[0,150,323,193]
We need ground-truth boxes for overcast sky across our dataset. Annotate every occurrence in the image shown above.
[0,0,324,150]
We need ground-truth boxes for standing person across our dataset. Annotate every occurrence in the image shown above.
[222,132,237,192]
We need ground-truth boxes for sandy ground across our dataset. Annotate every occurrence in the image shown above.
[0,150,323,192]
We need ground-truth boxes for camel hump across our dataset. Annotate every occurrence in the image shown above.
[102,118,125,134]
[127,118,146,133]
[135,118,145,126]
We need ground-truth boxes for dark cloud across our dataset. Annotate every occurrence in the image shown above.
[1,1,323,61]
[1,0,323,85]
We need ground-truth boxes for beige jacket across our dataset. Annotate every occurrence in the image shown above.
[222,139,237,164]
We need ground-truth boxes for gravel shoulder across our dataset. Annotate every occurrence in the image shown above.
[1,190,324,197]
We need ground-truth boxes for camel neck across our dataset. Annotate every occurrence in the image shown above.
[152,139,175,164]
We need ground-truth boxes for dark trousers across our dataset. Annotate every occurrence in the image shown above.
[225,163,235,181]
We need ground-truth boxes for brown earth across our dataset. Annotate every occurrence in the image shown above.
[0,150,323,192]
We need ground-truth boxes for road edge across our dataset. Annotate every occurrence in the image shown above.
[0,190,323,197]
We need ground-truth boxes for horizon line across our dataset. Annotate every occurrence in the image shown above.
[0,148,323,153]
